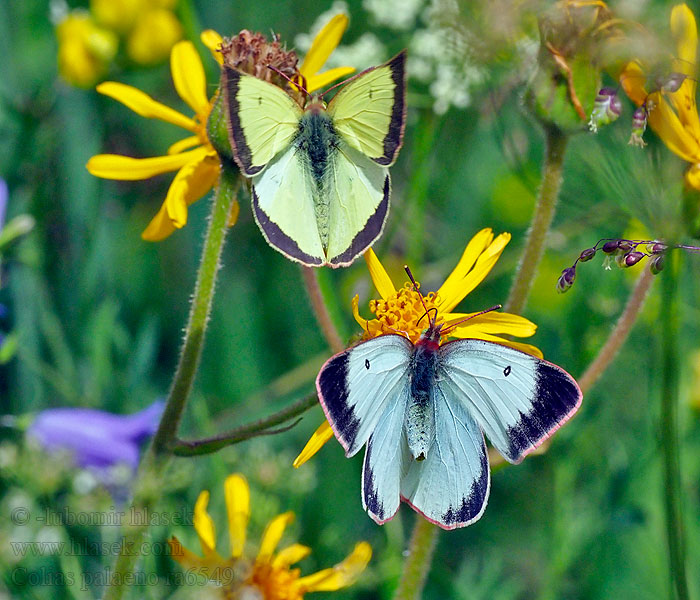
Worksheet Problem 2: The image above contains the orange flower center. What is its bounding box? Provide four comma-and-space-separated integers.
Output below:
243, 562, 303, 600
366, 282, 443, 344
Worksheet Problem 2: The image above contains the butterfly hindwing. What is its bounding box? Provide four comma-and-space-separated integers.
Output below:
328, 51, 407, 166
400, 383, 490, 530
223, 67, 303, 176
317, 334, 412, 457
437, 339, 582, 464
325, 144, 390, 266
362, 398, 410, 524
251, 144, 325, 265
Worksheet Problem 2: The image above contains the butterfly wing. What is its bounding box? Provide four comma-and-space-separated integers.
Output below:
316, 334, 412, 456
316, 334, 413, 525
327, 51, 406, 166
223, 67, 303, 176
400, 383, 490, 530
437, 339, 582, 464
251, 145, 325, 266
324, 144, 390, 266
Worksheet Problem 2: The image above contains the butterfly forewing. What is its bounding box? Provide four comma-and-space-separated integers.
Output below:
437, 339, 582, 463
223, 67, 303, 176
317, 334, 412, 457
328, 51, 407, 166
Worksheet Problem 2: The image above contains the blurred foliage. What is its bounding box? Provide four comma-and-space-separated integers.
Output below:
1, 0, 700, 598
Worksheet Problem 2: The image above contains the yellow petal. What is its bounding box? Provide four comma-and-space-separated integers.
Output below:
297, 541, 372, 592
96, 81, 196, 132
257, 512, 294, 564
293, 421, 334, 468
201, 29, 224, 64
142, 201, 177, 241
458, 333, 543, 358
306, 66, 355, 93
671, 4, 698, 67
194, 490, 217, 556
86, 150, 197, 180
300, 14, 349, 80
446, 311, 537, 338
438, 231, 511, 313
225, 474, 250, 558
228, 200, 240, 227
141, 153, 219, 241
648, 96, 700, 162
272, 543, 312, 568
620, 61, 648, 106
164, 150, 216, 227
363, 248, 396, 299
686, 163, 700, 189
351, 294, 371, 333
171, 41, 209, 116
437, 229, 494, 307
168, 135, 201, 155
168, 536, 208, 569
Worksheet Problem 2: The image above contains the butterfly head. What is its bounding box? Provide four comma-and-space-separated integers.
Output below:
304, 96, 328, 114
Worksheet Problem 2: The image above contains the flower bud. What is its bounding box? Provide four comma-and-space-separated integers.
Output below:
628, 106, 648, 147
589, 87, 622, 132
649, 253, 665, 274
578, 247, 597, 262
602, 240, 619, 253
617, 240, 634, 252
556, 267, 576, 293
656, 72, 686, 93
623, 251, 644, 267
650, 242, 667, 254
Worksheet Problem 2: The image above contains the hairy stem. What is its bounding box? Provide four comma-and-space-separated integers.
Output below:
505, 127, 568, 315
578, 267, 654, 394
171, 393, 318, 456
393, 518, 440, 600
301, 266, 344, 353
660, 251, 689, 600
102, 168, 237, 600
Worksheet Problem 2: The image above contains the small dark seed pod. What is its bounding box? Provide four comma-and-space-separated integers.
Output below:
624, 251, 645, 267
650, 254, 665, 274
578, 248, 597, 262
602, 240, 619, 253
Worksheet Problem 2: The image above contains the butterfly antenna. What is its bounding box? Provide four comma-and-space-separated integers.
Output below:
267, 65, 310, 97
441, 304, 502, 336
320, 64, 375, 99
404, 265, 435, 328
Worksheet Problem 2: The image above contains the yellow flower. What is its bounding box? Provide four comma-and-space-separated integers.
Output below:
294, 228, 543, 467
621, 4, 700, 189
56, 11, 118, 88
86, 18, 353, 241
91, 0, 183, 65
86, 38, 221, 241
169, 474, 371, 599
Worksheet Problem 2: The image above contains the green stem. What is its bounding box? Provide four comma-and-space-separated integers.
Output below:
578, 267, 654, 394
171, 393, 318, 456
101, 168, 237, 600
301, 266, 344, 353
660, 250, 689, 600
505, 126, 568, 315
393, 518, 439, 600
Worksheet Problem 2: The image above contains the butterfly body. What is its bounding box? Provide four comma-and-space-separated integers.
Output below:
317, 324, 582, 529
224, 52, 406, 267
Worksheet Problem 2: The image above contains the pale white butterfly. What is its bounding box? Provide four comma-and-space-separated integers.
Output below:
316, 268, 582, 529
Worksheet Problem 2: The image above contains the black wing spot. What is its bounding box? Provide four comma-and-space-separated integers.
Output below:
257, 96, 262, 105
365, 359, 370, 370
369, 88, 373, 99
504, 365, 511, 377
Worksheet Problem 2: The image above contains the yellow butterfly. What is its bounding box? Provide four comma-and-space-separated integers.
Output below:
223, 51, 407, 267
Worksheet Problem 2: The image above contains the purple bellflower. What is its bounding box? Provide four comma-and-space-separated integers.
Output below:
27, 401, 164, 471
